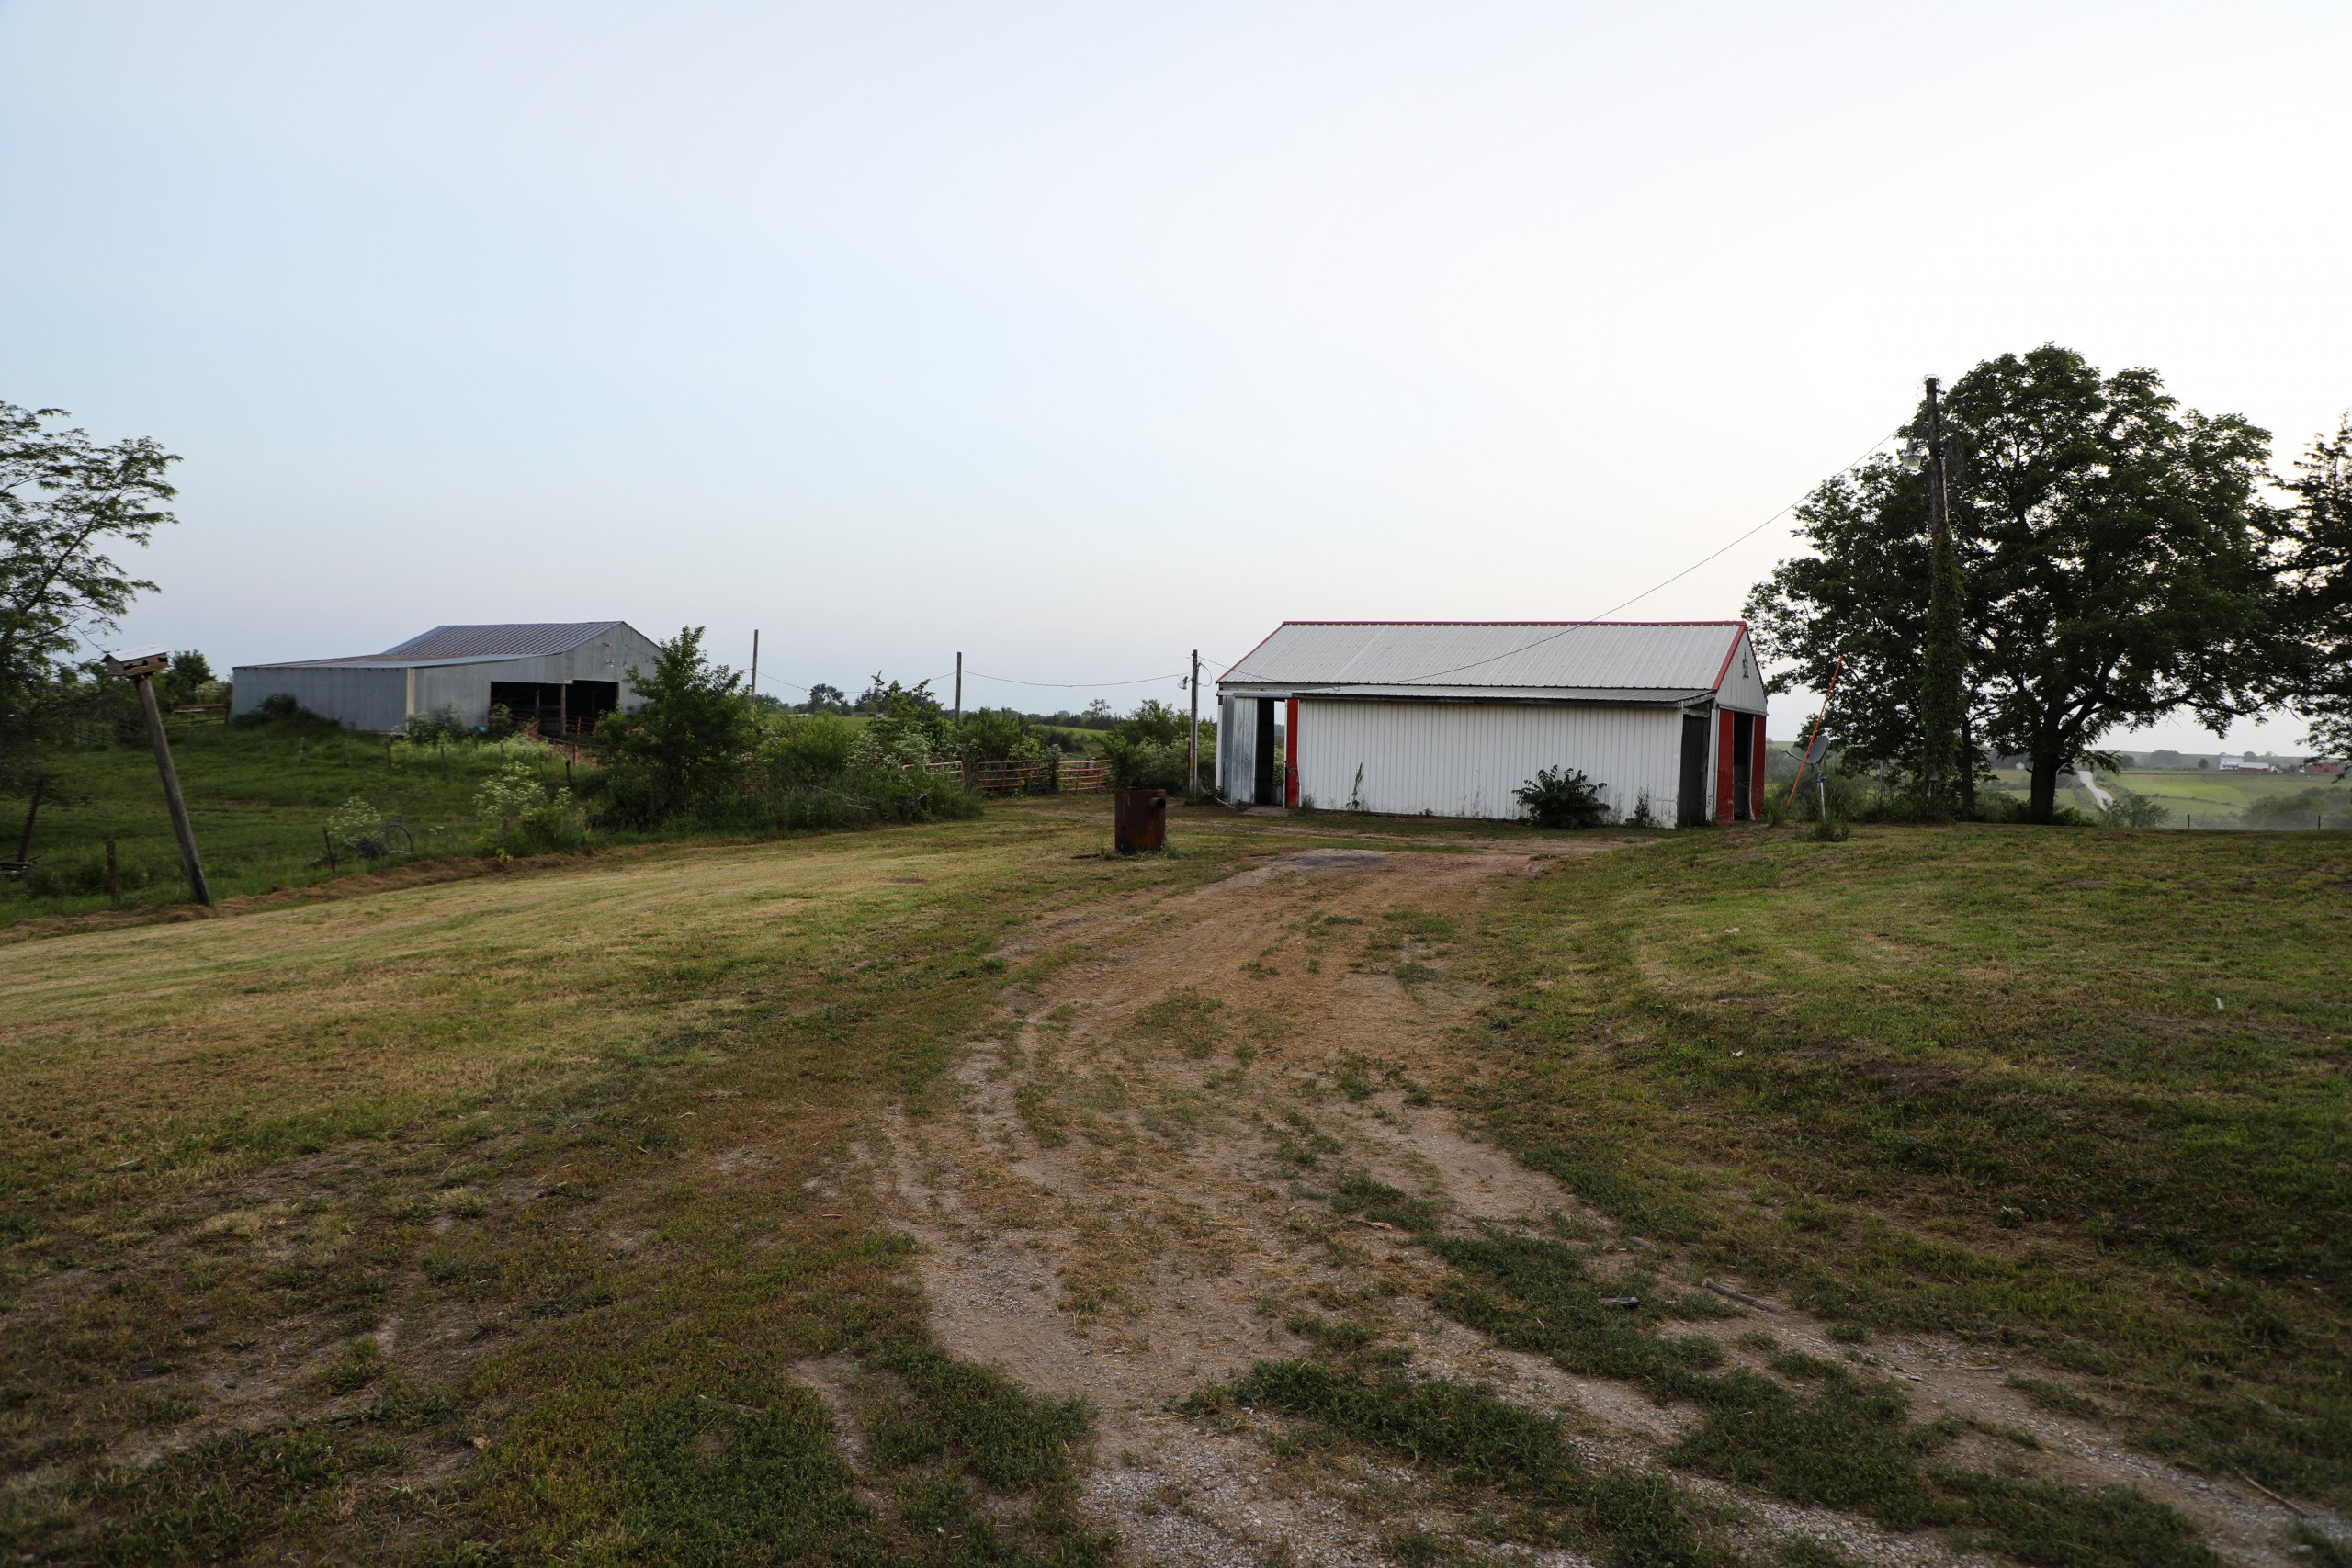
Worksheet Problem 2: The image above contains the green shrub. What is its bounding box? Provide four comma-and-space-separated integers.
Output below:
2100, 787, 2172, 829
757, 715, 861, 788
2244, 785, 2350, 829
401, 705, 466, 744
475, 759, 586, 852
594, 627, 756, 825
1515, 766, 1609, 829
948, 708, 1047, 765
325, 797, 391, 860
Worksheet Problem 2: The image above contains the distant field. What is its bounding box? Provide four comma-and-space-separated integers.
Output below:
1986, 767, 2346, 828
0, 717, 587, 924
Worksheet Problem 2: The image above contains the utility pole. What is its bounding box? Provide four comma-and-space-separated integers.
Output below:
1187, 649, 1201, 797
749, 629, 760, 719
106, 647, 211, 907
954, 652, 963, 725
1917, 375, 1965, 813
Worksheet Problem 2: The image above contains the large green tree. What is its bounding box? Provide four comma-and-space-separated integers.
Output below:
1, 402, 180, 790
1749, 347, 2286, 821
2272, 415, 2352, 761
596, 626, 755, 821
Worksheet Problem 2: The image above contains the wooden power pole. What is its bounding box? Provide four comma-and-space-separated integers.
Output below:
1187, 649, 1201, 797
1917, 376, 1965, 811
107, 648, 211, 907
749, 629, 760, 719
955, 652, 963, 725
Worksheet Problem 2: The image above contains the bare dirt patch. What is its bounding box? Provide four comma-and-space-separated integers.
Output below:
880, 840, 2334, 1565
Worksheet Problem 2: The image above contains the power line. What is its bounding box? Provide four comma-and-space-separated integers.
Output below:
744, 431, 1894, 707
961, 668, 1186, 689
1251, 427, 1905, 689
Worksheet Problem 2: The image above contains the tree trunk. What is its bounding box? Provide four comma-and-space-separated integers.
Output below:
1959, 707, 1978, 819
2029, 755, 2061, 824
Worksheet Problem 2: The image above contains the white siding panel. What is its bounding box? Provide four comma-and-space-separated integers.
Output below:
1295, 700, 1690, 824
1218, 695, 1252, 799
1715, 628, 1769, 716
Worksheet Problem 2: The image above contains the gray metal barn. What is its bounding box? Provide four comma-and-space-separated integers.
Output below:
231, 621, 663, 735
1216, 620, 1770, 827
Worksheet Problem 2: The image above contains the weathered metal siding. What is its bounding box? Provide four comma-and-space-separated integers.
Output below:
1295, 699, 1691, 824
1715, 628, 1769, 715
1217, 694, 1255, 800
407, 631, 660, 728
230, 665, 409, 729
232, 625, 662, 731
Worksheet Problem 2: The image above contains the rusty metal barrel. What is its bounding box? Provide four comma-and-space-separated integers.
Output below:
1114, 787, 1168, 853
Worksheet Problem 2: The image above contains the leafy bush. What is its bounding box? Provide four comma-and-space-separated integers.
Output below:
233, 693, 338, 730
758, 715, 862, 788
844, 677, 950, 773
1101, 733, 1190, 790
1515, 766, 1609, 829
2100, 787, 2172, 829
2245, 785, 2350, 829
948, 707, 1047, 765
594, 626, 756, 825
474, 759, 585, 852
326, 796, 392, 860
482, 702, 515, 740
401, 705, 467, 744
1100, 698, 1196, 790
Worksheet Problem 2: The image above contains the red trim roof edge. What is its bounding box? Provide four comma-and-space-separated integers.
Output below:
1709, 621, 1752, 693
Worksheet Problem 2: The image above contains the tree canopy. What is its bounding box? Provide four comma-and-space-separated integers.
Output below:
2273, 415, 2352, 761
1, 402, 180, 789
596, 626, 755, 820
1748, 347, 2289, 820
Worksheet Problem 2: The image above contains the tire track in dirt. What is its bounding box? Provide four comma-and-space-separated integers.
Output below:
859, 841, 2331, 1567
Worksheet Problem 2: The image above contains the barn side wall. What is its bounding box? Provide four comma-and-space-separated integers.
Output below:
229, 665, 409, 731
1294, 699, 1690, 824
232, 626, 663, 732
1715, 628, 1770, 715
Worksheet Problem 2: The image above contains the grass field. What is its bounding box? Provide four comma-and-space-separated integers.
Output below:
2, 717, 582, 923
1986, 768, 2349, 829
1, 803, 2346, 1563
1466, 825, 2351, 1503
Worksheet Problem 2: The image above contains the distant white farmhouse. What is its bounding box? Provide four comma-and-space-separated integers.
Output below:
1215, 620, 1769, 827
2220, 755, 2278, 773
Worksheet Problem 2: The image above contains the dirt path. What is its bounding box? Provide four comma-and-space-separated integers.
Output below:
855, 841, 2326, 1566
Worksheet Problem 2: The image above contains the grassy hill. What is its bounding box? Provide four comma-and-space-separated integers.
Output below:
1984, 767, 2346, 828
1, 716, 582, 924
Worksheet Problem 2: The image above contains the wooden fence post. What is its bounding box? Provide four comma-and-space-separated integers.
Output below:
105, 839, 119, 907
13, 775, 42, 863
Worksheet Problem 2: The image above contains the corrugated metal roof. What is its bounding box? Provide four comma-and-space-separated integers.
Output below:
1218, 621, 1748, 694
379, 622, 627, 660
251, 622, 628, 669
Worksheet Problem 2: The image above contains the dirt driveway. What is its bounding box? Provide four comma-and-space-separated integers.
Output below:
825, 836, 2318, 1566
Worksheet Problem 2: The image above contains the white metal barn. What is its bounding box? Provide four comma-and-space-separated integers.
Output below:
1215, 621, 1770, 827
232, 622, 662, 736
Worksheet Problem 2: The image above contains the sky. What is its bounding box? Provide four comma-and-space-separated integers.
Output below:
4, 1, 2347, 752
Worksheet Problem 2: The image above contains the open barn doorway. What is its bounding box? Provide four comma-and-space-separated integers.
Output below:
1678, 711, 1710, 826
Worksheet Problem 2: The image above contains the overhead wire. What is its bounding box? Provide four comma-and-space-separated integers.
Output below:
1256, 426, 1906, 690
741, 431, 1899, 704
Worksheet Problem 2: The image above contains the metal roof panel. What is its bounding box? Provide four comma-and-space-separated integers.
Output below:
1217, 621, 1747, 693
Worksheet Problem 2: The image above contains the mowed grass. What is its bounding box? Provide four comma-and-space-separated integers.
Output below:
0, 800, 1286, 1562
2, 717, 574, 922
1464, 824, 2352, 1505
1984, 767, 2347, 828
